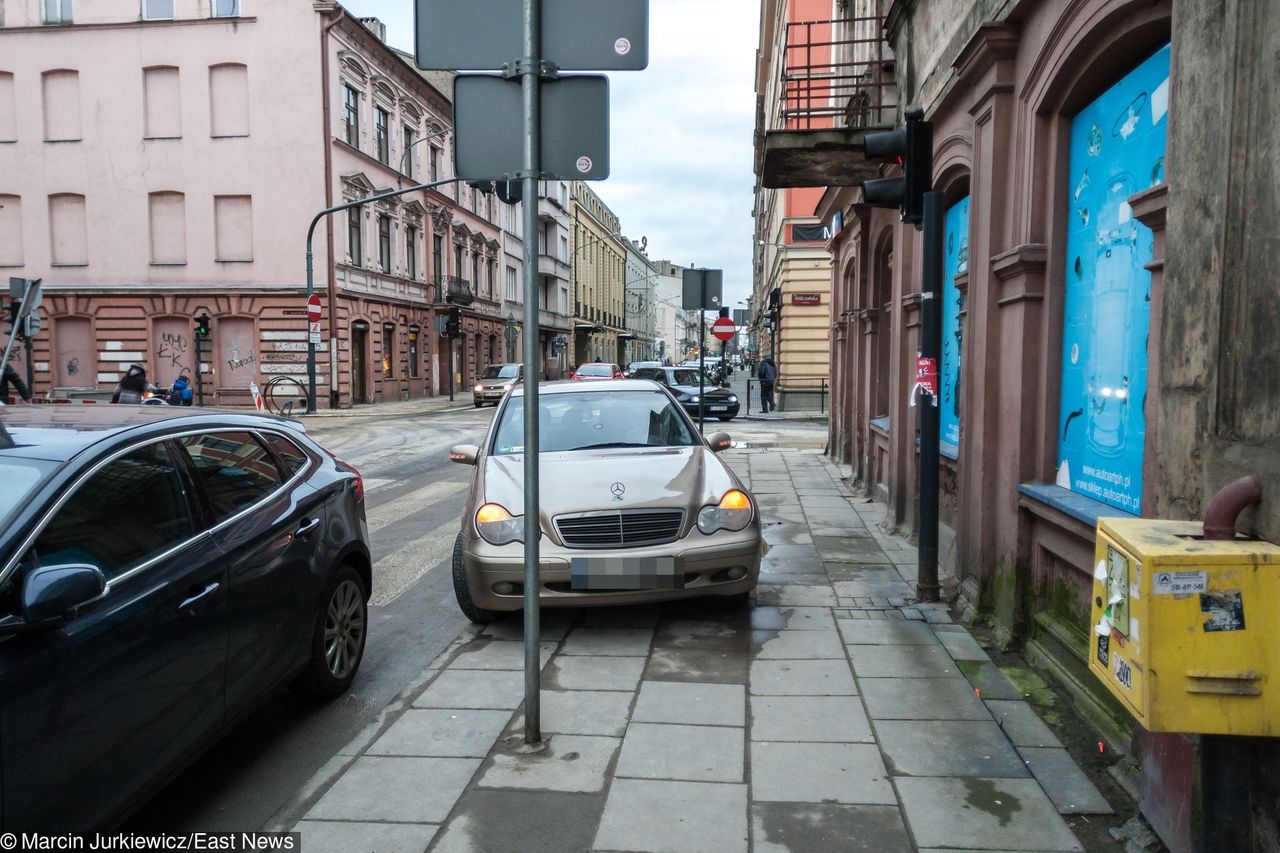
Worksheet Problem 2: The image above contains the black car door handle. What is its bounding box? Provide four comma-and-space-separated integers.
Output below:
295, 517, 321, 539
178, 582, 221, 612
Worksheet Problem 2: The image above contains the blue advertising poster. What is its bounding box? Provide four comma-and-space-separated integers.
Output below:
940, 196, 969, 457
1056, 45, 1170, 514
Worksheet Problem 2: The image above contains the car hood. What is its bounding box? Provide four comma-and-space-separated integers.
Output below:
480, 446, 741, 535
668, 383, 735, 398
477, 378, 515, 390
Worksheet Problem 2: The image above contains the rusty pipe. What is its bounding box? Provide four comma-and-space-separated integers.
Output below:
1203, 475, 1262, 541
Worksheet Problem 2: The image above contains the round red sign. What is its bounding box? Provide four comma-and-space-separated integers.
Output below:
711, 317, 737, 342
306, 293, 322, 323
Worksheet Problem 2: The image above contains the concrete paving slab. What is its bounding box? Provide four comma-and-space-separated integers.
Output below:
832, 580, 917, 598
633, 681, 746, 727
593, 778, 748, 853
477, 734, 620, 793
860, 678, 991, 721
896, 777, 1084, 851
751, 628, 846, 659
955, 660, 1025, 700
430, 789, 604, 853
366, 708, 511, 758
760, 557, 827, 574
755, 584, 837, 607
414, 669, 525, 710
295, 820, 438, 853
509, 689, 635, 737
615, 722, 744, 783
837, 618, 940, 645
750, 742, 896, 805
758, 571, 830, 585
645, 647, 749, 684
652, 618, 750, 650
750, 695, 874, 743
822, 563, 903, 581
847, 644, 962, 678
544, 655, 646, 692
558, 626, 655, 657
749, 605, 836, 631
984, 700, 1062, 748
449, 640, 557, 671
934, 629, 991, 661
874, 720, 1031, 778
751, 803, 912, 853
464, 612, 575, 643
750, 659, 858, 696
760, 543, 822, 563
305, 756, 480, 823
1018, 747, 1115, 814
578, 604, 662, 627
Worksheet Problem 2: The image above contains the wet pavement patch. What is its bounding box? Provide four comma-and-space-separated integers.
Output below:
751, 803, 912, 853
644, 646, 750, 684
431, 788, 605, 853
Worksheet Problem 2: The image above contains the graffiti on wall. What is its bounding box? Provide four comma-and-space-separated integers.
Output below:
940, 196, 969, 455
1056, 44, 1170, 514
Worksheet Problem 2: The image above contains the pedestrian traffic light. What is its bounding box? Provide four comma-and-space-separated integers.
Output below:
446, 305, 461, 338
862, 106, 933, 226
194, 313, 211, 338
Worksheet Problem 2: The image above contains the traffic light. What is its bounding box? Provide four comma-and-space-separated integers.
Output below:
194, 313, 211, 338
446, 306, 461, 338
861, 106, 933, 226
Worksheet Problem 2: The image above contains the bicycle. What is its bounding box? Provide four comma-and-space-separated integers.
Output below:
263, 375, 308, 416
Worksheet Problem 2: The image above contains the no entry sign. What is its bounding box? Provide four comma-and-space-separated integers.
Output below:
306, 293, 322, 323
712, 317, 737, 342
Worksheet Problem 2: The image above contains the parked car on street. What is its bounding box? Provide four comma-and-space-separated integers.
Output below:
474, 363, 523, 407
571, 362, 624, 381
624, 361, 662, 377
631, 366, 740, 421
447, 380, 761, 622
0, 406, 371, 832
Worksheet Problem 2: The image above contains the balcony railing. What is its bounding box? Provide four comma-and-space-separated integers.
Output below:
432, 275, 474, 306
780, 15, 895, 131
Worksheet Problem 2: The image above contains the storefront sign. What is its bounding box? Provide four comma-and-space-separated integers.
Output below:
791, 293, 821, 305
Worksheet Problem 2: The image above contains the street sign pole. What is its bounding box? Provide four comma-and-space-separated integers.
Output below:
698, 271, 706, 434
520, 0, 544, 745
917, 191, 944, 603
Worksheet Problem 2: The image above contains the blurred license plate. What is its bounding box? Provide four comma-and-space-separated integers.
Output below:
571, 556, 681, 590
709, 405, 727, 412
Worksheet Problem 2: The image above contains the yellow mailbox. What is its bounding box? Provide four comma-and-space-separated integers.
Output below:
1089, 517, 1280, 735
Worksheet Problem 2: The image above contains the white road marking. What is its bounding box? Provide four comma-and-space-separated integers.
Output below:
370, 522, 460, 607
365, 480, 470, 534
362, 478, 394, 492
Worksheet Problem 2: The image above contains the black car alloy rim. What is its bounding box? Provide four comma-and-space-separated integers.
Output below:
324, 579, 366, 679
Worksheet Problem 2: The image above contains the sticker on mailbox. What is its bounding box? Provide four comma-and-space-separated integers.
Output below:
1153, 570, 1206, 596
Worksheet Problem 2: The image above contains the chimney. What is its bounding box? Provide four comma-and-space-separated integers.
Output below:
359, 16, 386, 42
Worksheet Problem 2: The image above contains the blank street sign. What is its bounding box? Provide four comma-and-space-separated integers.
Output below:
416, 0, 648, 71
454, 75, 609, 181
682, 268, 723, 311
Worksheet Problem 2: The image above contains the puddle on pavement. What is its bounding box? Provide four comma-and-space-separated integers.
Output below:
962, 778, 1021, 826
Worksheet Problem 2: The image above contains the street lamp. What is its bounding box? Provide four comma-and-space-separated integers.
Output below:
399, 126, 451, 183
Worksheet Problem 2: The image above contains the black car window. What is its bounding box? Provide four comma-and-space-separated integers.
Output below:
633, 369, 659, 381
179, 432, 284, 524
23, 442, 196, 582
263, 432, 309, 477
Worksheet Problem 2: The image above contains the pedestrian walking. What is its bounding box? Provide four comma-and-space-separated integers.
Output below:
2, 363, 32, 403
757, 355, 778, 414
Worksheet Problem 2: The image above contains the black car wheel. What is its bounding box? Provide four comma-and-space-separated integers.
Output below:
718, 416, 734, 422
474, 400, 483, 408
293, 564, 368, 698
453, 531, 497, 624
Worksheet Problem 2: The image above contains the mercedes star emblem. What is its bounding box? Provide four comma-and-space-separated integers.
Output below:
611, 482, 626, 500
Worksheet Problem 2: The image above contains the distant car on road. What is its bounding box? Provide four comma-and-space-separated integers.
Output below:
474, 363, 523, 407
571, 362, 624, 381
447, 380, 761, 622
625, 361, 662, 377
0, 406, 371, 832
631, 366, 740, 421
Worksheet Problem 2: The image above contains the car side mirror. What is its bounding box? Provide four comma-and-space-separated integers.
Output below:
22, 563, 106, 625
707, 432, 733, 453
449, 444, 480, 465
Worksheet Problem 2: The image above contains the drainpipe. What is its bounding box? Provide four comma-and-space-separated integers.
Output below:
1202, 475, 1262, 540
321, 5, 346, 407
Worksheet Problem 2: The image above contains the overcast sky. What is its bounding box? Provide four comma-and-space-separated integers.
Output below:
340, 0, 759, 310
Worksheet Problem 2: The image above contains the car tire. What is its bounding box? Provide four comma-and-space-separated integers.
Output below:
718, 416, 733, 422
718, 591, 753, 609
453, 531, 498, 624
292, 564, 368, 698
474, 400, 483, 408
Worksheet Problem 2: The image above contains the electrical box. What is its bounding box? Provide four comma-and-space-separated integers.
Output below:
1089, 518, 1280, 735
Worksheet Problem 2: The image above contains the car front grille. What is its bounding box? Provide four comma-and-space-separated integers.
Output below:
554, 509, 685, 549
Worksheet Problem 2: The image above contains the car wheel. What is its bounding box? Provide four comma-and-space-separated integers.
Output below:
453, 531, 497, 624
718, 416, 733, 422
474, 400, 483, 408
292, 564, 368, 698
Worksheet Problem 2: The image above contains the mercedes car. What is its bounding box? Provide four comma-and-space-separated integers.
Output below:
447, 380, 761, 621
474, 363, 523, 407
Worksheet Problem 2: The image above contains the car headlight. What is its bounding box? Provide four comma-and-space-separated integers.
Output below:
727, 395, 737, 403
475, 502, 524, 545
474, 384, 485, 393
685, 395, 700, 404
697, 489, 753, 534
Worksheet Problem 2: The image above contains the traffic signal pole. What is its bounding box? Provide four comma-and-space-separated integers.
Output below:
916, 191, 944, 603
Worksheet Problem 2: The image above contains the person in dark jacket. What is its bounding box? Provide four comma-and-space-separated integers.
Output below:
2, 363, 32, 403
112, 364, 149, 404
757, 355, 778, 413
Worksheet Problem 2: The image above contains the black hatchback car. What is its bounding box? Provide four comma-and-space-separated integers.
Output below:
630, 366, 740, 421
0, 406, 371, 832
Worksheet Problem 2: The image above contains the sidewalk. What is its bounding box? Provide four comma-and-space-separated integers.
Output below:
279, 447, 1112, 852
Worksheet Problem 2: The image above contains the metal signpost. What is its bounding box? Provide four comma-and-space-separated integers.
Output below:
681, 268, 722, 433
419, 0, 646, 744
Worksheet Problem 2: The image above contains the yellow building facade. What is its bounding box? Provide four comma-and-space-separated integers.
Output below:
569, 182, 626, 367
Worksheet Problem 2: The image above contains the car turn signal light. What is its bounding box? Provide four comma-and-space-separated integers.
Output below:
697, 489, 753, 535
475, 502, 524, 545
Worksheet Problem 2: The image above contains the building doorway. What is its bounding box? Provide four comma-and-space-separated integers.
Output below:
351, 321, 369, 404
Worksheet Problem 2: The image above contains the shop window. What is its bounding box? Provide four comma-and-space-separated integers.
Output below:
407, 326, 419, 378
1056, 44, 1170, 514
939, 196, 969, 458
381, 322, 395, 378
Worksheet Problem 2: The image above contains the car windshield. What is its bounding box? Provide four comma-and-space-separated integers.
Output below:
0, 458, 60, 530
576, 364, 613, 377
492, 390, 699, 454
481, 365, 520, 379
669, 369, 706, 386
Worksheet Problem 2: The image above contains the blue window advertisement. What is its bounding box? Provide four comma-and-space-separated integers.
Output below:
940, 196, 969, 457
1056, 45, 1170, 514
